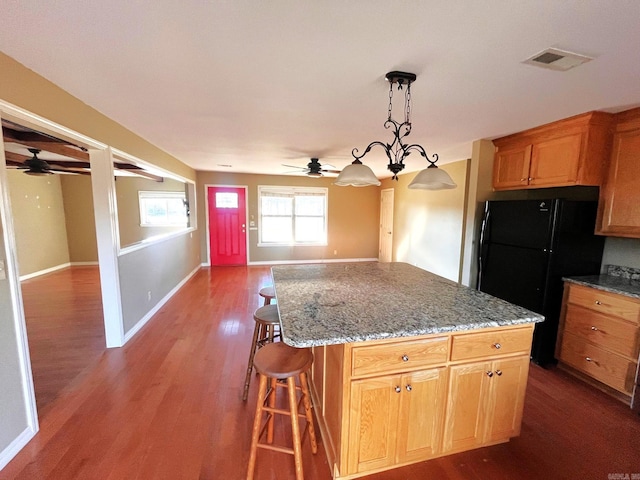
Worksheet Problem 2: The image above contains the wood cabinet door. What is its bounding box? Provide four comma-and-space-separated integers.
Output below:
396, 367, 447, 464
484, 355, 530, 443
442, 361, 491, 453
529, 133, 582, 187
493, 145, 532, 190
597, 126, 640, 236
347, 375, 401, 474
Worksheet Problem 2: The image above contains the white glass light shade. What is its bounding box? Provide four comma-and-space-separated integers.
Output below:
334, 162, 381, 187
408, 165, 456, 190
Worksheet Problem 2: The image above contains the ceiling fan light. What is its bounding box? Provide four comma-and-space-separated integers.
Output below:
408, 165, 456, 190
334, 162, 381, 187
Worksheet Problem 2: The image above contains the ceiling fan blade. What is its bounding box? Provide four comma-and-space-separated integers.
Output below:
321, 169, 342, 174
281, 164, 308, 170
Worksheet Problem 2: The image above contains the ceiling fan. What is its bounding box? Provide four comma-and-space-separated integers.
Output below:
282, 158, 341, 177
15, 148, 88, 176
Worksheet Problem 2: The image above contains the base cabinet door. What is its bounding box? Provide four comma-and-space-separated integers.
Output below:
442, 361, 491, 453
396, 367, 448, 464
347, 367, 448, 475
442, 355, 530, 453
347, 375, 401, 474
484, 355, 530, 443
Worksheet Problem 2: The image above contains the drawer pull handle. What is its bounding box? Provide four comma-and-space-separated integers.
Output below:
493, 343, 502, 349
591, 326, 599, 331
395, 386, 401, 393
486, 371, 494, 377
595, 300, 602, 305
495, 370, 503, 376
406, 384, 413, 392
401, 355, 409, 362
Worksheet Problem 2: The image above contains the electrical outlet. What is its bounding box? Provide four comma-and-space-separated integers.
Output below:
147, 291, 152, 302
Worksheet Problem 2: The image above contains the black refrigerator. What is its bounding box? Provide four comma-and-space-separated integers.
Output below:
477, 199, 605, 366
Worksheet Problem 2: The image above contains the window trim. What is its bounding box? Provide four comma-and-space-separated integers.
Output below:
138, 190, 189, 227
257, 185, 328, 246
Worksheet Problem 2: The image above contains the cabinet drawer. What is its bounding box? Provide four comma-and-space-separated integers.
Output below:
560, 332, 636, 394
568, 284, 640, 324
450, 327, 532, 362
564, 304, 640, 359
351, 337, 448, 377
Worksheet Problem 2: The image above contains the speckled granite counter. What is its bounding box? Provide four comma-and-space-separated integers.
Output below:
563, 276, 640, 299
272, 262, 544, 347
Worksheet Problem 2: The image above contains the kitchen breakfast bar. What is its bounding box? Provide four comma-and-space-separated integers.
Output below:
272, 262, 544, 480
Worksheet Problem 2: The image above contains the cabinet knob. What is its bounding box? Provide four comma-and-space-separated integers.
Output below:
401, 355, 409, 362
595, 300, 602, 305
528, 177, 533, 181
492, 342, 502, 349
405, 384, 413, 392
591, 326, 599, 331
495, 370, 503, 376
394, 386, 401, 393
520, 178, 527, 182
585, 357, 593, 362
486, 371, 494, 377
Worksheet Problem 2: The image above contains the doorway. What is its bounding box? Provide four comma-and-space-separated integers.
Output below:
207, 186, 248, 265
379, 188, 394, 262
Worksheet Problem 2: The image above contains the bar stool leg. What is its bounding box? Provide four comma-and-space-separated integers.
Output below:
299, 372, 318, 454
287, 376, 304, 480
266, 377, 277, 444
247, 374, 268, 480
242, 322, 261, 401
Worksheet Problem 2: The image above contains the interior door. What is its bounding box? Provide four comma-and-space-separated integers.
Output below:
208, 186, 247, 265
379, 189, 394, 262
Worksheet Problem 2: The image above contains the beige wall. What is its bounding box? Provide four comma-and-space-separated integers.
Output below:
381, 161, 469, 282
60, 175, 98, 263
115, 176, 187, 247
196, 172, 379, 263
6, 170, 70, 276
0, 53, 193, 181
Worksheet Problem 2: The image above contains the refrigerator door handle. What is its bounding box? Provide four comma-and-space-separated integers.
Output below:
477, 202, 491, 289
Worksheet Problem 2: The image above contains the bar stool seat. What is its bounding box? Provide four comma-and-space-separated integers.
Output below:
246, 342, 317, 480
259, 286, 276, 305
242, 304, 281, 401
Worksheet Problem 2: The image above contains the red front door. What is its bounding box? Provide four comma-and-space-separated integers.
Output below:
208, 186, 247, 265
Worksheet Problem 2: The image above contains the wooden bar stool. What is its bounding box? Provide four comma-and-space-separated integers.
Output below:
242, 304, 280, 401
246, 342, 317, 480
259, 286, 276, 305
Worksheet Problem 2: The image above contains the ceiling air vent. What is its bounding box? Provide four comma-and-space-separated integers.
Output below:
523, 48, 594, 71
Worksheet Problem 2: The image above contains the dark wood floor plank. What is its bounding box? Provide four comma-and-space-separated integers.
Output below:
2, 265, 639, 480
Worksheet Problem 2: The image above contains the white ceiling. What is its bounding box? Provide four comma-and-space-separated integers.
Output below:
1, 1, 639, 179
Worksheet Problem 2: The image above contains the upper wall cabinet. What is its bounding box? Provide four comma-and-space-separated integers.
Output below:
492, 112, 614, 191
596, 108, 640, 238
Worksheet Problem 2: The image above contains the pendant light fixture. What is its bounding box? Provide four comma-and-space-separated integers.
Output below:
335, 71, 456, 190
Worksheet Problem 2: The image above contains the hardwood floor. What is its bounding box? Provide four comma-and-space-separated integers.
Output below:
20, 266, 105, 416
2, 265, 639, 480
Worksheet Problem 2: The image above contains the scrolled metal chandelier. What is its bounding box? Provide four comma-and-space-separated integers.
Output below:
334, 71, 456, 190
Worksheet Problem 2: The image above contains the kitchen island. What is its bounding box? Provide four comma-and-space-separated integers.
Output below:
272, 262, 544, 480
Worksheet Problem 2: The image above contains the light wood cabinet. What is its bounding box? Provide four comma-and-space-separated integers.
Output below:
557, 283, 640, 406
443, 355, 529, 453
347, 367, 447, 474
596, 107, 640, 237
309, 324, 535, 479
492, 111, 613, 191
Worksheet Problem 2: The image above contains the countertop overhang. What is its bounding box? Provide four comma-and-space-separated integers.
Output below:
272, 262, 544, 348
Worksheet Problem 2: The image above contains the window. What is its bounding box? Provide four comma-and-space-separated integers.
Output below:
138, 191, 189, 227
259, 186, 328, 245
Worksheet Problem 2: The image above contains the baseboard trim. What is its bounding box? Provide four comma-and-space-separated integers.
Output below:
123, 265, 202, 345
19, 262, 71, 281
70, 261, 99, 266
0, 426, 36, 471
248, 258, 378, 266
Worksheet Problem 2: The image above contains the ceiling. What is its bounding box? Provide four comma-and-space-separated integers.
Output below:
1, 1, 639, 179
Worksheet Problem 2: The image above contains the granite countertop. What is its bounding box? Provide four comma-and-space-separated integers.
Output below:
272, 262, 544, 348
563, 275, 640, 299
